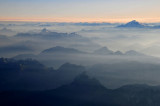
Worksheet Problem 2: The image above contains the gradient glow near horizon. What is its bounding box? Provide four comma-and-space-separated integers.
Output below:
0, 0, 160, 23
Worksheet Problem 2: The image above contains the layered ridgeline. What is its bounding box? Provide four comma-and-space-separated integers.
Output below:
12, 46, 152, 68
15, 28, 81, 39
0, 29, 100, 57
1, 72, 160, 106
2, 57, 160, 90
0, 58, 85, 91
93, 47, 144, 56
14, 46, 145, 58
13, 46, 146, 59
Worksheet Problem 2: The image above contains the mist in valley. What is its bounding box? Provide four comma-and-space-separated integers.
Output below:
1, 21, 160, 105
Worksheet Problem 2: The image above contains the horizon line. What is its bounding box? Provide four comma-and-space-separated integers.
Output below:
1, 18, 160, 23
1, 20, 160, 23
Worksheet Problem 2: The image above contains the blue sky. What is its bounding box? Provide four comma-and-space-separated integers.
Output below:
0, 0, 160, 22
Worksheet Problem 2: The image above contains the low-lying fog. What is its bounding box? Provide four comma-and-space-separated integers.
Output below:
1, 21, 160, 88
1, 21, 160, 57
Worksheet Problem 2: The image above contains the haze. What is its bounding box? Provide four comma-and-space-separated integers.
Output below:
0, 0, 160, 22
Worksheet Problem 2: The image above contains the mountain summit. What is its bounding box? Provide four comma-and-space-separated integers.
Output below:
117, 20, 145, 28
94, 47, 114, 55
41, 46, 85, 54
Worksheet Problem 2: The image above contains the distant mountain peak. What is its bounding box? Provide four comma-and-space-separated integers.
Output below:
127, 20, 142, 25
41, 46, 85, 54
131, 20, 138, 23
94, 47, 114, 55
117, 20, 145, 28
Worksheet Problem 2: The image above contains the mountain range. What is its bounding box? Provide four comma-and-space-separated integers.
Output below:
13, 46, 145, 58
93, 46, 144, 56
15, 29, 82, 39
1, 72, 160, 106
0, 58, 85, 91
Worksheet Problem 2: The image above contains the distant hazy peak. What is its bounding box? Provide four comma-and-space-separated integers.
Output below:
126, 20, 142, 25
117, 20, 145, 28
41, 46, 84, 54
94, 46, 114, 55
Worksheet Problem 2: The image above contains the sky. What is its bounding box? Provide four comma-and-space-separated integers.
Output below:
0, 0, 160, 23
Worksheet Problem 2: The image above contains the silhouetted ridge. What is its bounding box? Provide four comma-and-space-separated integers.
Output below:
54, 73, 109, 102
0, 58, 44, 71
0, 58, 88, 91
53, 73, 109, 94
2, 71, 160, 106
